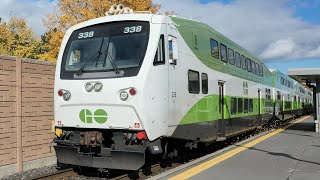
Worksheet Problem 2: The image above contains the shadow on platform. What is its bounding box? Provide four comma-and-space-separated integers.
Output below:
236, 145, 320, 166
285, 121, 314, 132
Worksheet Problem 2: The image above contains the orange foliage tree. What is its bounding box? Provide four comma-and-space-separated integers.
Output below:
0, 16, 40, 59
40, 0, 160, 62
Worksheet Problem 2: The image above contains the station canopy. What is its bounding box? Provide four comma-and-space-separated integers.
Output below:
287, 68, 320, 86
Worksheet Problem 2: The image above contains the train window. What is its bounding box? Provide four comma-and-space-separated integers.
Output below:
259, 65, 264, 77
235, 52, 241, 68
256, 63, 260, 75
231, 97, 237, 115
241, 55, 246, 70
244, 99, 249, 113
201, 73, 208, 94
285, 101, 291, 109
280, 77, 285, 85
265, 88, 271, 99
277, 91, 281, 100
265, 88, 267, 99
229, 48, 235, 65
220, 44, 228, 63
238, 98, 243, 113
188, 70, 200, 94
251, 61, 256, 74
268, 89, 271, 99
153, 35, 165, 65
249, 99, 253, 112
246, 58, 251, 72
210, 39, 219, 59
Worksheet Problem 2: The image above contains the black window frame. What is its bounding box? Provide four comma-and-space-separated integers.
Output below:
241, 55, 246, 70
246, 58, 251, 72
235, 52, 241, 68
153, 34, 166, 66
238, 98, 243, 113
244, 98, 249, 113
201, 73, 208, 94
255, 63, 260, 75
188, 70, 200, 94
231, 97, 237, 115
220, 44, 228, 63
277, 91, 281, 100
210, 38, 219, 59
252, 61, 256, 74
249, 99, 253, 112
228, 48, 235, 65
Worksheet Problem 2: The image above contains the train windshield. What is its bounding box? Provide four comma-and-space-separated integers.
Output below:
61, 21, 149, 79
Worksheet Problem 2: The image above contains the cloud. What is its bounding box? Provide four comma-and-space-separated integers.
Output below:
260, 38, 296, 59
155, 0, 320, 61
0, 0, 56, 36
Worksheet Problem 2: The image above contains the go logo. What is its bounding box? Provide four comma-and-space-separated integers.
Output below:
79, 109, 108, 124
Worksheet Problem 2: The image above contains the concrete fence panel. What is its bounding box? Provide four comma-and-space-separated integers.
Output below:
0, 55, 56, 177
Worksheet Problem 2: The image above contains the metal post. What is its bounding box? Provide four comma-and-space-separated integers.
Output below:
313, 87, 317, 120
316, 81, 320, 133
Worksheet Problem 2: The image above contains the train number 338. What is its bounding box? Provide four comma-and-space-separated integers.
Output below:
124, 26, 142, 34
78, 31, 94, 39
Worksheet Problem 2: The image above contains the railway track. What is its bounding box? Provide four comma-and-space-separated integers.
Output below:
32, 168, 78, 180
33, 116, 303, 180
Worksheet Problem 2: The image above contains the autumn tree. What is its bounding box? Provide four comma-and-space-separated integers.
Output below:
41, 0, 160, 62
0, 16, 40, 59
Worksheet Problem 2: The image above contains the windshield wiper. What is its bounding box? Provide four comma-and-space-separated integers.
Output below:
75, 38, 105, 76
103, 37, 120, 75
105, 50, 120, 75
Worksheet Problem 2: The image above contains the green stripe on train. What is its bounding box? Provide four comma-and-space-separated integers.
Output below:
170, 17, 273, 87
179, 94, 272, 125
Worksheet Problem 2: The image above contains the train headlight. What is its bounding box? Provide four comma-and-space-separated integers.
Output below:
85, 83, 94, 92
94, 82, 103, 92
63, 90, 71, 101
120, 91, 129, 101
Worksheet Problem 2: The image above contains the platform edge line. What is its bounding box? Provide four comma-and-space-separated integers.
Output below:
167, 116, 310, 180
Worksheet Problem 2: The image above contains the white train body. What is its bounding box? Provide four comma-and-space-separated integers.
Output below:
54, 13, 312, 170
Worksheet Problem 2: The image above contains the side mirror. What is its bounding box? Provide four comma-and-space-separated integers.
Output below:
168, 37, 178, 65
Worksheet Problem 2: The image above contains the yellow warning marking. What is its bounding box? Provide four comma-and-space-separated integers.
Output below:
51, 120, 55, 133
169, 116, 310, 180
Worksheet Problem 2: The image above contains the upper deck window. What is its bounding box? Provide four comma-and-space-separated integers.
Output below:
251, 61, 256, 74
229, 48, 235, 65
241, 55, 246, 70
220, 44, 228, 63
235, 52, 241, 68
246, 58, 251, 72
210, 39, 219, 59
61, 21, 150, 79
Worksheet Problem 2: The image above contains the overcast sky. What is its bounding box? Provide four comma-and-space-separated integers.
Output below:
0, 0, 319, 73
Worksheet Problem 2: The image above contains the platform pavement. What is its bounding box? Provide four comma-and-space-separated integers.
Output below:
152, 116, 320, 180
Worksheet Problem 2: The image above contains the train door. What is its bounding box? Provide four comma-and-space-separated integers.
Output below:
217, 81, 226, 141
167, 21, 180, 130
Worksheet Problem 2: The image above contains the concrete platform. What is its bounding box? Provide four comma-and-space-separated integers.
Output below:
152, 116, 320, 180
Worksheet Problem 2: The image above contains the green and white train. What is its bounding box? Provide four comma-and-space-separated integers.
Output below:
54, 13, 313, 171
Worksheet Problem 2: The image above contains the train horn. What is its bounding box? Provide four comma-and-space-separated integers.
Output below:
109, 4, 118, 12
105, 4, 133, 16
